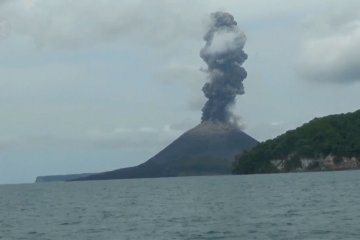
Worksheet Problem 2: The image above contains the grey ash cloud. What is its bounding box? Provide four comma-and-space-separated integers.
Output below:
200, 11, 248, 124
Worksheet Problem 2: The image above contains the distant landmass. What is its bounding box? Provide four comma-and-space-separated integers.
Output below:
73, 121, 258, 181
233, 110, 360, 174
35, 173, 94, 183
35, 12, 259, 183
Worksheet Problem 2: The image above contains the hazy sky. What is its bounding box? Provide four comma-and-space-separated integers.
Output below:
1, 0, 360, 184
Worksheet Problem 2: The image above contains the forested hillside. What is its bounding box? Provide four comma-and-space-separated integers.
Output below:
233, 110, 360, 174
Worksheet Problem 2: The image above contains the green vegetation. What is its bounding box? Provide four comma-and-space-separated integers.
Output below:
233, 110, 360, 174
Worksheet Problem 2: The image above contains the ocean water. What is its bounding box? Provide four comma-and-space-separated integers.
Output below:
1, 171, 360, 240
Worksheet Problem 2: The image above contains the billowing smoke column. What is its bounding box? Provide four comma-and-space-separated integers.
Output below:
200, 12, 248, 125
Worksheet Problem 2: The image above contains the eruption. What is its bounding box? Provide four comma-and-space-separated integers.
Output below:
65, 11, 258, 182
200, 12, 248, 125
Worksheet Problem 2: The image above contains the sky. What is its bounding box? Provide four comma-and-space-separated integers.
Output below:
1, 0, 360, 184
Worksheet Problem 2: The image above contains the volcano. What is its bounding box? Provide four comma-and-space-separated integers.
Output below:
76, 121, 258, 181
35, 12, 258, 183
74, 12, 257, 181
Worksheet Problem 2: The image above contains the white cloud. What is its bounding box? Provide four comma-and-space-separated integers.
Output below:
270, 121, 284, 127
0, 124, 184, 154
299, 12, 360, 83
138, 127, 157, 133
86, 125, 183, 150
206, 29, 246, 55
154, 63, 203, 84
0, 17, 10, 40
0, 0, 206, 49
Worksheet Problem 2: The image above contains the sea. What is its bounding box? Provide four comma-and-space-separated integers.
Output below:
1, 171, 360, 240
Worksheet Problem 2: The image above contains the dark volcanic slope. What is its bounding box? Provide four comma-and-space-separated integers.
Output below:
77, 121, 258, 181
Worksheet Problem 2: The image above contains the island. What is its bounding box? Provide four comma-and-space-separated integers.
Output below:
233, 109, 360, 174
35, 173, 95, 183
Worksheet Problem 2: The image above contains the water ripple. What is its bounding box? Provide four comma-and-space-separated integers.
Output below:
1, 171, 360, 239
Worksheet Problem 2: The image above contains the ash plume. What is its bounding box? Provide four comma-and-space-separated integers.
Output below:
200, 12, 248, 125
